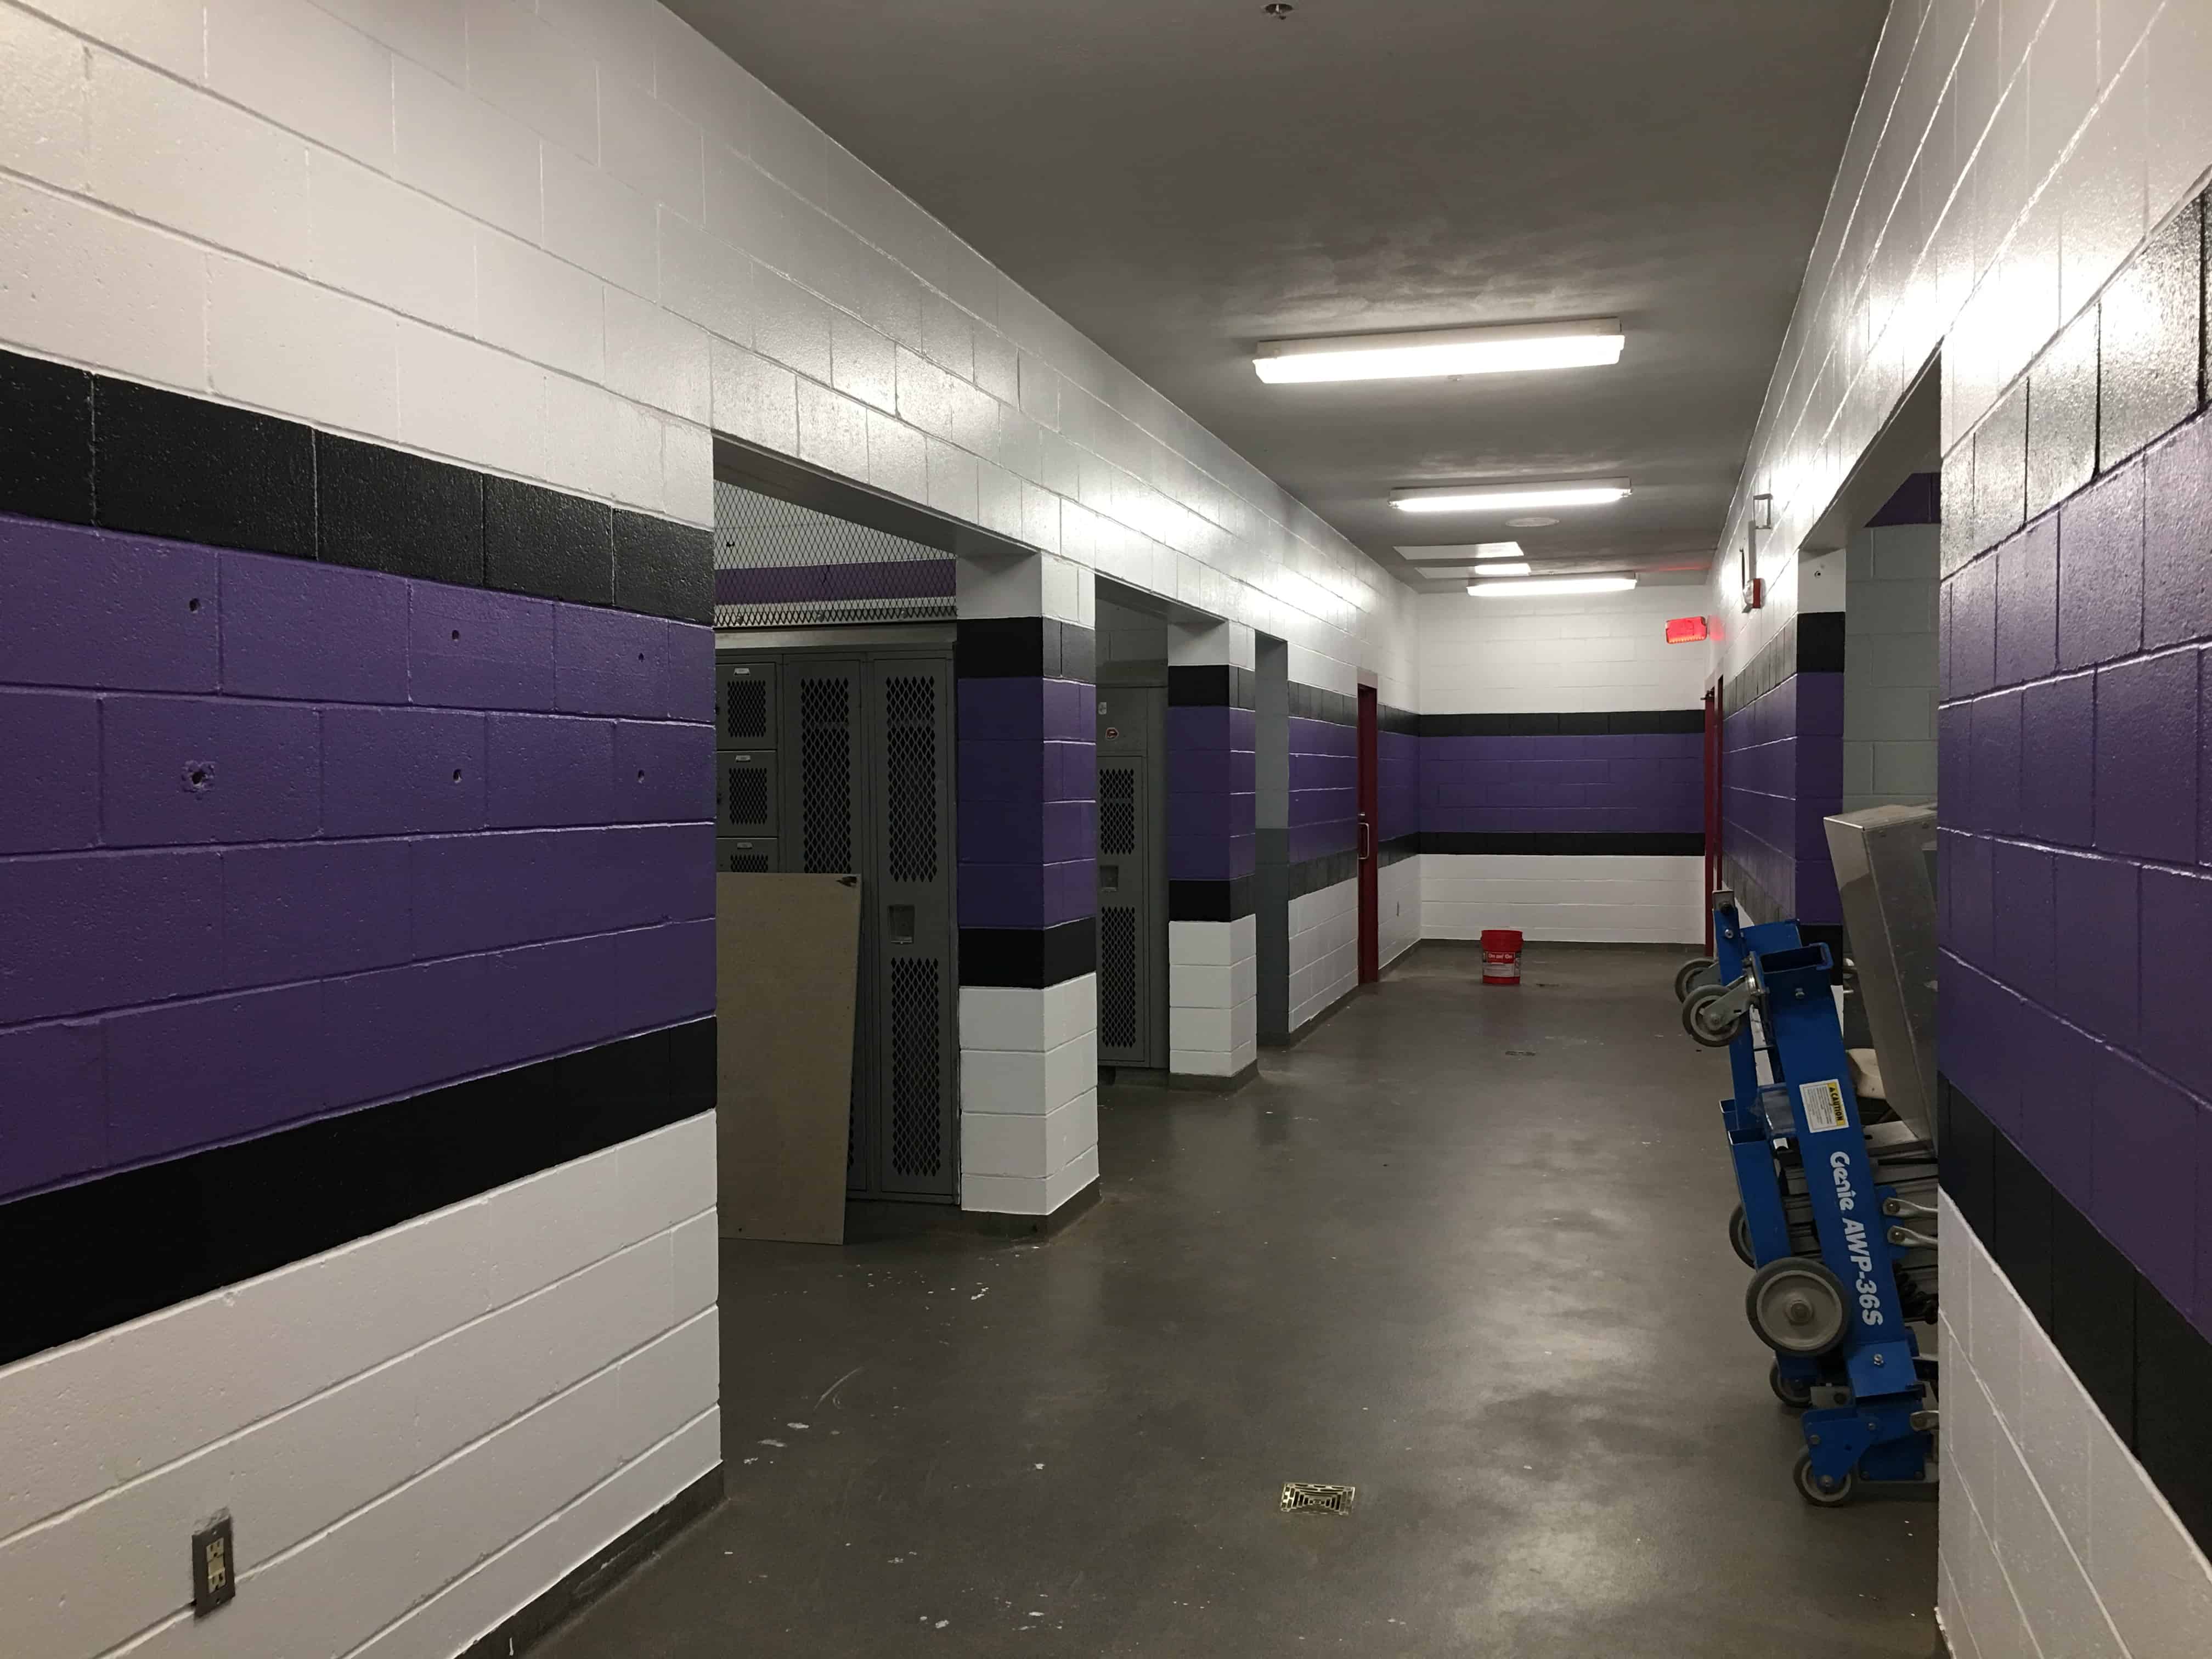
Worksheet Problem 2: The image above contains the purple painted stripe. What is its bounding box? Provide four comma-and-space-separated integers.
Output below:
957, 859, 1097, 928
715, 559, 956, 604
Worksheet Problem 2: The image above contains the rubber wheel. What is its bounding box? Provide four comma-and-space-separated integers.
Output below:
1793, 1449, 1855, 1506
1674, 956, 1720, 1002
1682, 983, 1743, 1047
1729, 1203, 1757, 1267
1769, 1361, 1813, 1410
1745, 1257, 1850, 1356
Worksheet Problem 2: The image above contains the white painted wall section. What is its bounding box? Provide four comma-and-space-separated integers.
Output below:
957, 974, 1099, 1215
1288, 876, 1357, 1034
1936, 1194, 2212, 1659
1422, 854, 1704, 944
1169, 916, 1257, 1078
0, 1113, 720, 1659
1378, 854, 1420, 972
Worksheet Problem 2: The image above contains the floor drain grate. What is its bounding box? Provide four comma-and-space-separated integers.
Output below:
1280, 1482, 1356, 1515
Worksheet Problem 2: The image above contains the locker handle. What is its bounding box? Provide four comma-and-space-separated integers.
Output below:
888, 903, 916, 944
1101, 864, 1120, 891
1358, 817, 1373, 860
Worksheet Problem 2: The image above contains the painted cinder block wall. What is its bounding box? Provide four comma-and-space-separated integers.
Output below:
0, 349, 722, 1655
1701, 0, 2212, 1649
1718, 613, 1846, 929
1415, 583, 1709, 944
0, 0, 1420, 1647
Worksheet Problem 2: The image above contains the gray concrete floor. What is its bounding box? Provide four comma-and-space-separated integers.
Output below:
539, 944, 1937, 1658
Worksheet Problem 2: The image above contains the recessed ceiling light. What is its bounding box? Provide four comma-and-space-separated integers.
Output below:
1506, 515, 1559, 528
1393, 541, 1525, 561
1469, 575, 1638, 597
1394, 481, 1629, 514
1254, 320, 1623, 385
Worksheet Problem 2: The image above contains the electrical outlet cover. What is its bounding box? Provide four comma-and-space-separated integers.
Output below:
192, 1512, 236, 1617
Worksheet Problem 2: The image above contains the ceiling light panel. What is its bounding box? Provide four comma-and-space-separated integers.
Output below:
1254, 319, 1622, 384
1468, 576, 1638, 597
1393, 481, 1630, 514
1393, 542, 1524, 561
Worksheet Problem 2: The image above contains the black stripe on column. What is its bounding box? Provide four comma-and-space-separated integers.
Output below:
1287, 681, 1357, 724
0, 1019, 715, 1369
1169, 877, 1256, 921
0, 346, 710, 624
955, 618, 1097, 680
1288, 850, 1358, 900
958, 918, 1098, 986
1167, 664, 1256, 709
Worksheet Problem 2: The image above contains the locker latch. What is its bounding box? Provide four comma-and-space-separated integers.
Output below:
888, 904, 916, 944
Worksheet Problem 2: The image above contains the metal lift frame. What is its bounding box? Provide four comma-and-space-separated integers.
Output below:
1707, 891, 1934, 1500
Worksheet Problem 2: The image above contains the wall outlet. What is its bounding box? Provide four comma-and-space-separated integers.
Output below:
191, 1511, 235, 1617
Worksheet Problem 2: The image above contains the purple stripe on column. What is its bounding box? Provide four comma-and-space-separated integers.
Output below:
715, 559, 956, 603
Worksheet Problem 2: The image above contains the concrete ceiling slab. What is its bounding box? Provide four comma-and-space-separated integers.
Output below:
673, 0, 1886, 591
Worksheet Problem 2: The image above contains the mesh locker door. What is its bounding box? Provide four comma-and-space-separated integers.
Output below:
715, 837, 777, 873
781, 662, 872, 1193
867, 659, 957, 1200
716, 753, 776, 837
718, 661, 777, 747
1096, 761, 1148, 1064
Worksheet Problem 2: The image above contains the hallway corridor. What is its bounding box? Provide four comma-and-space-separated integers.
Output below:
539, 947, 1936, 1658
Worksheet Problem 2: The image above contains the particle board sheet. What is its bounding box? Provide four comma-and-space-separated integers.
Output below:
715, 872, 860, 1244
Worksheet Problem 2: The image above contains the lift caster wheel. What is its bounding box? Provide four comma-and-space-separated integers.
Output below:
1728, 1203, 1756, 1267
1682, 983, 1744, 1047
1674, 956, 1720, 1002
1746, 1257, 1849, 1356
1769, 1361, 1812, 1410
1793, 1450, 1855, 1506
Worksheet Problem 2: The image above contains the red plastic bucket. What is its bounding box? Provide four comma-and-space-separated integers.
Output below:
1480, 928, 1523, 986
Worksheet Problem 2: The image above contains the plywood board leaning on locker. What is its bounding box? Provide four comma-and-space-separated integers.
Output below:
715, 872, 861, 1244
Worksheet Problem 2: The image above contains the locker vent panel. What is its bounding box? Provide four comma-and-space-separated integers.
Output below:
725, 765, 769, 827
724, 679, 769, 743
721, 849, 772, 873
798, 678, 854, 873
1100, 766, 1137, 856
884, 675, 939, 883
1099, 906, 1139, 1051
888, 958, 943, 1177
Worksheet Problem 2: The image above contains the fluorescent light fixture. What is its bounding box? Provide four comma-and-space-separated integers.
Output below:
1469, 576, 1638, 597
1469, 562, 1532, 577
1395, 481, 1629, 514
1254, 319, 1622, 384
1393, 541, 1524, 561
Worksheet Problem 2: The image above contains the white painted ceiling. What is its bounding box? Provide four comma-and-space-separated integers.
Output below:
673, 0, 1886, 591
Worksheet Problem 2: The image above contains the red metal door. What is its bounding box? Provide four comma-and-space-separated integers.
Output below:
1357, 684, 1379, 982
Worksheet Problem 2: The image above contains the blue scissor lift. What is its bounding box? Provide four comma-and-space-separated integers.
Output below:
1683, 890, 1937, 1504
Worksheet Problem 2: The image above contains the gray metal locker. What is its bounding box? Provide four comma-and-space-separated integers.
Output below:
1097, 685, 1167, 1070
867, 661, 957, 1198
713, 647, 959, 1204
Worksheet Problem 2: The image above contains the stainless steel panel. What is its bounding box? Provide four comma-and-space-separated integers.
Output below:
1824, 804, 1939, 1149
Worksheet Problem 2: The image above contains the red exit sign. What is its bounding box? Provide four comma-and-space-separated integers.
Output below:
1664, 616, 1708, 644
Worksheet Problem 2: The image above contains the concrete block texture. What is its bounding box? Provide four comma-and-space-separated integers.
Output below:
0, 1114, 719, 1657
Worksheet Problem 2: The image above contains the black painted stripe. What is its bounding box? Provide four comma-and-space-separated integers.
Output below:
0, 346, 710, 624
1286, 680, 1356, 725
1418, 709, 1704, 737
1420, 831, 1705, 856
1377, 703, 1419, 736
1942, 1078, 2212, 1552
1169, 877, 1256, 921
1168, 665, 1255, 710
0, 1020, 715, 1369
954, 617, 1097, 681
1288, 849, 1358, 900
1722, 613, 1848, 714
958, 917, 1098, 986
1378, 832, 1419, 866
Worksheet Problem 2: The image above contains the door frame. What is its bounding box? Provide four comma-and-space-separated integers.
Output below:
1357, 684, 1379, 983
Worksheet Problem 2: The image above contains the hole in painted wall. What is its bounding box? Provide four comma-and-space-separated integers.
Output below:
450, 629, 460, 641
188, 597, 200, 612
452, 769, 463, 782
